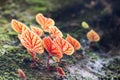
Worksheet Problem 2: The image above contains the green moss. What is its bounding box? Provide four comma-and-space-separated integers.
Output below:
107, 58, 120, 74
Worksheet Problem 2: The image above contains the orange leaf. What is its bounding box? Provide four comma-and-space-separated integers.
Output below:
19, 29, 44, 54
50, 26, 63, 38
36, 13, 55, 32
87, 29, 100, 42
30, 25, 43, 37
43, 36, 63, 59
54, 37, 74, 55
66, 34, 81, 50
57, 67, 65, 76
11, 19, 29, 34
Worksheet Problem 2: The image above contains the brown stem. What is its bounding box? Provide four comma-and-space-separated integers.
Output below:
30, 51, 37, 68
46, 54, 50, 69
30, 51, 35, 61
23, 78, 27, 80
73, 50, 77, 57
56, 59, 61, 66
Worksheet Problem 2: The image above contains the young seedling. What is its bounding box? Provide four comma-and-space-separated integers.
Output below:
87, 29, 100, 42
87, 29, 100, 50
19, 29, 44, 67
43, 37, 66, 76
66, 34, 81, 60
43, 36, 62, 69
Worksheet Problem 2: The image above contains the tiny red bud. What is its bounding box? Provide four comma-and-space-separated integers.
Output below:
18, 69, 26, 80
57, 67, 65, 76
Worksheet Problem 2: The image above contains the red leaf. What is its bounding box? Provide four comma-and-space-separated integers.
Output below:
11, 19, 29, 34
66, 34, 81, 50
54, 37, 74, 55
19, 29, 44, 54
43, 36, 63, 59
36, 13, 55, 32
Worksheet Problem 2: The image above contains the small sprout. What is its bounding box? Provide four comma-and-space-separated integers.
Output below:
49, 26, 63, 38
36, 13, 55, 32
30, 25, 44, 37
53, 36, 74, 55
66, 34, 81, 51
19, 29, 44, 63
43, 36, 63, 68
57, 67, 65, 76
18, 69, 26, 80
11, 19, 29, 34
87, 29, 100, 42
81, 21, 89, 29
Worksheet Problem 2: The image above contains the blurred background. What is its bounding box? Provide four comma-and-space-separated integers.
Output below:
0, 0, 120, 53
0, 0, 120, 79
